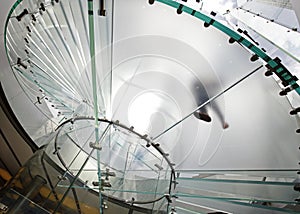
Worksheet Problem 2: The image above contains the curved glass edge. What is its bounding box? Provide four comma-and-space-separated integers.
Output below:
3, 0, 65, 141
3, 0, 23, 55
44, 117, 175, 211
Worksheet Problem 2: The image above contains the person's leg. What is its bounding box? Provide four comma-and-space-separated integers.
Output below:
192, 81, 212, 123
193, 106, 212, 122
211, 102, 229, 129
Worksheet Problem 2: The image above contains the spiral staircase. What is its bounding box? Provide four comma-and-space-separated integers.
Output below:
0, 0, 300, 213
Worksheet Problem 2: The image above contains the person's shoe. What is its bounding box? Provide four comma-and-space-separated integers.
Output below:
194, 111, 212, 122
223, 122, 229, 129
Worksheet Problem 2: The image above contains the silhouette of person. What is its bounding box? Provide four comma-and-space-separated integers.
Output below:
191, 80, 229, 129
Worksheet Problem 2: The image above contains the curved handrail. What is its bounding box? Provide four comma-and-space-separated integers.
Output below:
53, 116, 176, 205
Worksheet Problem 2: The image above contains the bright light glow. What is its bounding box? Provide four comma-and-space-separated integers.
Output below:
128, 90, 181, 134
